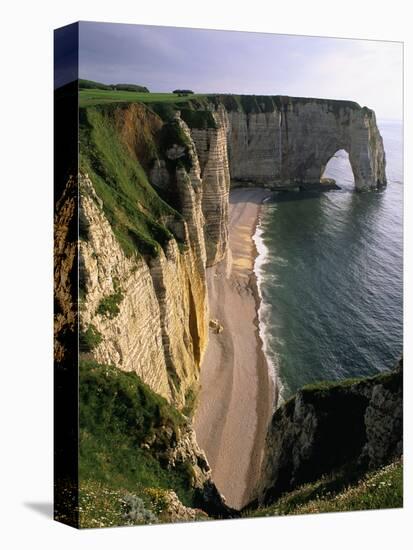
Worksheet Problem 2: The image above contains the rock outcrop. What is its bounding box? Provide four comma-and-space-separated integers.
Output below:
56, 103, 221, 410
152, 490, 208, 523
144, 420, 236, 518
257, 361, 402, 505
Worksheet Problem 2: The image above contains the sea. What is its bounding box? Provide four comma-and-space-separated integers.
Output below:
254, 120, 403, 402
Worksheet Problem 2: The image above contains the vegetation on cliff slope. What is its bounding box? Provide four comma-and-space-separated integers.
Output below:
79, 96, 219, 258
78, 360, 202, 527
245, 459, 402, 518
79, 324, 102, 352
96, 278, 124, 319
75, 357, 402, 527
78, 481, 209, 528
79, 105, 184, 257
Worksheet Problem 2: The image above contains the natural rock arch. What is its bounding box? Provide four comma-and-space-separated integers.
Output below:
277, 101, 387, 191
222, 97, 387, 191
320, 148, 355, 187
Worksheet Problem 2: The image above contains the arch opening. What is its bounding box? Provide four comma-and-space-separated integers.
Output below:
321, 149, 355, 190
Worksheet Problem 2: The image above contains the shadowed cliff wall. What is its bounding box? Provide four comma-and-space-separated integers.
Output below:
257, 361, 402, 506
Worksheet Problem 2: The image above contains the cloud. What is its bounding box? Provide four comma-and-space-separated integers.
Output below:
286, 38, 403, 119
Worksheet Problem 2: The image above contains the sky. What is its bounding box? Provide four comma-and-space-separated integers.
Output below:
76, 21, 403, 120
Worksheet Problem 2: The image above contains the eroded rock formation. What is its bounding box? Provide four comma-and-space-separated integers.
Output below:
213, 96, 386, 191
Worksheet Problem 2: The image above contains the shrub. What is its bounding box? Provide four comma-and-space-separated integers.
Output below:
78, 80, 149, 93
96, 279, 124, 319
79, 325, 102, 352
182, 386, 198, 418
113, 84, 149, 93
79, 79, 112, 90
172, 89, 194, 95
122, 495, 157, 524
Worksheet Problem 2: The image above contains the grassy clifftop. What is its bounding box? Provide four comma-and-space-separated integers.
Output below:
79, 88, 208, 108
79, 86, 362, 115
79, 89, 217, 127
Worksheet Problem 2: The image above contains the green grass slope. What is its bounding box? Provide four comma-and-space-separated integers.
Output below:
78, 360, 199, 527
245, 459, 403, 518
79, 104, 184, 258
79, 96, 220, 260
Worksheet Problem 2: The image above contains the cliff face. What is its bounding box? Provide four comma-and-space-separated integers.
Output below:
75, 101, 236, 407
257, 362, 402, 505
79, 174, 173, 401
189, 105, 231, 265
78, 172, 208, 408
55, 115, 231, 517
74, 103, 225, 408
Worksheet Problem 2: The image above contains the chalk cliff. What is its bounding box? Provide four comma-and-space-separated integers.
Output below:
55, 92, 390, 522
56, 95, 387, 395
56, 91, 388, 444
189, 105, 231, 265
78, 157, 208, 407
74, 102, 233, 408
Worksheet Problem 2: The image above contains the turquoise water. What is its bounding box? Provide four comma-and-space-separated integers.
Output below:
255, 121, 403, 400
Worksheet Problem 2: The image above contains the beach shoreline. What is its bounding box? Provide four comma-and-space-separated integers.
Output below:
194, 187, 277, 510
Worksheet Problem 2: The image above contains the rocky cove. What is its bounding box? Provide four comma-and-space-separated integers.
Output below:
54, 90, 401, 523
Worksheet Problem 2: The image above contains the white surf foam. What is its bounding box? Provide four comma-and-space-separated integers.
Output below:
253, 214, 286, 408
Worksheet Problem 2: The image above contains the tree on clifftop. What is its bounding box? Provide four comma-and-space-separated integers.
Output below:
172, 89, 194, 96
